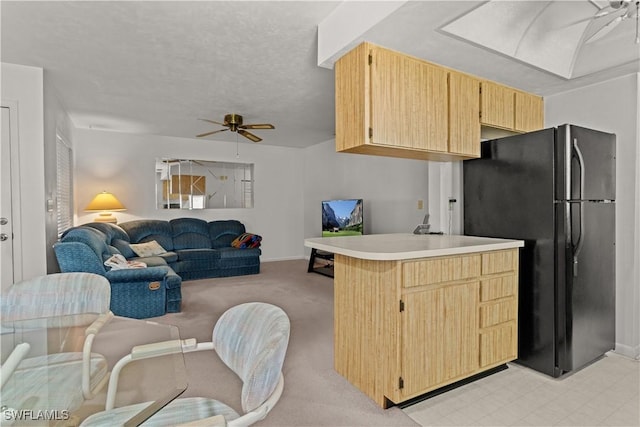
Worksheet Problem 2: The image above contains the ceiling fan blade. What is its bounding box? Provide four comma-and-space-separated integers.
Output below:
239, 123, 275, 130
595, 5, 619, 18
238, 129, 262, 142
585, 14, 624, 43
198, 118, 227, 126
196, 128, 228, 138
560, 1, 628, 30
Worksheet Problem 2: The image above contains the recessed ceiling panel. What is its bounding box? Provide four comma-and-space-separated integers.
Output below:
440, 0, 618, 79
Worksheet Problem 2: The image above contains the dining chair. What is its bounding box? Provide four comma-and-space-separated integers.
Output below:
0, 272, 114, 414
80, 302, 290, 427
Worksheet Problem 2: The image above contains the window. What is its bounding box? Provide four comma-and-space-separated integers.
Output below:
56, 135, 73, 236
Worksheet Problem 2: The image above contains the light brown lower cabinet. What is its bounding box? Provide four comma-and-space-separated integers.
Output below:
333, 249, 519, 408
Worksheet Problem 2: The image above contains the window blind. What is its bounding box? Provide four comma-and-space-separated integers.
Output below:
56, 135, 73, 237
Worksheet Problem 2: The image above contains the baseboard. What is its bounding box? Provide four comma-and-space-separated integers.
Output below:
614, 343, 640, 360
262, 256, 306, 262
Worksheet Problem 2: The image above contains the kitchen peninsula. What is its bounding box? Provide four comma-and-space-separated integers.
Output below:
304, 233, 524, 408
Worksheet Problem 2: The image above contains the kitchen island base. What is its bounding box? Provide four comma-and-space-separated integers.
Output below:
396, 364, 509, 409
326, 240, 521, 408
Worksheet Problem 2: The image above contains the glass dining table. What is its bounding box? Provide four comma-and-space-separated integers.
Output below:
0, 313, 188, 426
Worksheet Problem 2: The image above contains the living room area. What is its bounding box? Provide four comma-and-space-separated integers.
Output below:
2, 1, 639, 426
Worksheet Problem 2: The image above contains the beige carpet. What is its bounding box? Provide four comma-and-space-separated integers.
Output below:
151, 259, 418, 427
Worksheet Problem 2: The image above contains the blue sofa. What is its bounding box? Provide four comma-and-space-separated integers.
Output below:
119, 219, 261, 281
54, 219, 261, 319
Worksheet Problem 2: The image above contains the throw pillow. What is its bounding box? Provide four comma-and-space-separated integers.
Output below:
130, 240, 167, 257
231, 233, 262, 249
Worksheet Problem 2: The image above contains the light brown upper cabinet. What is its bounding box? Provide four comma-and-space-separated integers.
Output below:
336, 42, 468, 161
449, 71, 481, 157
370, 46, 449, 153
481, 80, 544, 134
335, 42, 543, 161
515, 91, 545, 132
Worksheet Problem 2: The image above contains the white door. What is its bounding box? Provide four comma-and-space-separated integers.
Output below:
1, 106, 16, 290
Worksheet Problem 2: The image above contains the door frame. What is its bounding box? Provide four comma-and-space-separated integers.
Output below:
1, 100, 24, 288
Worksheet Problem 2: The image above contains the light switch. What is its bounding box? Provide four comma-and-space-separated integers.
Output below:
417, 200, 424, 210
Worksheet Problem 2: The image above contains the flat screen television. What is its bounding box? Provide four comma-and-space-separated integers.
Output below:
322, 199, 364, 237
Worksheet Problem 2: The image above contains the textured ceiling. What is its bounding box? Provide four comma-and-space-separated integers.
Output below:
1, 1, 638, 148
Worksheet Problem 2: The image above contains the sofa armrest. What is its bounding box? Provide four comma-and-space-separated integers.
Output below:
105, 266, 172, 282
105, 268, 171, 319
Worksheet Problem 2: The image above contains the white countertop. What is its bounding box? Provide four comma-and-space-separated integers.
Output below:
304, 233, 524, 261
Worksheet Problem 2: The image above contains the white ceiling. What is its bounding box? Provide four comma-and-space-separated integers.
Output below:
2, 1, 638, 149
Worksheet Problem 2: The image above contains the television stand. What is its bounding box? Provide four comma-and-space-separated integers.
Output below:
308, 248, 334, 278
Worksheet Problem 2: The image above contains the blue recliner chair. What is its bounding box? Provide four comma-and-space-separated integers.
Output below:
54, 226, 182, 319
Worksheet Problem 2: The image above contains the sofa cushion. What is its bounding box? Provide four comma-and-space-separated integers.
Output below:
83, 222, 130, 243
112, 239, 136, 258
216, 247, 261, 259
175, 248, 220, 261
127, 255, 172, 267
130, 240, 167, 257
170, 218, 212, 250
209, 220, 246, 249
61, 228, 112, 262
54, 241, 108, 276
119, 220, 174, 251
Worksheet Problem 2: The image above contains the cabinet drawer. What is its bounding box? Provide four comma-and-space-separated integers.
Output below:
480, 299, 517, 328
479, 321, 517, 367
480, 275, 516, 301
481, 250, 517, 275
402, 254, 480, 288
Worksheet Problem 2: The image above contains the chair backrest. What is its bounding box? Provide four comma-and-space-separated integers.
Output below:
119, 219, 175, 251
208, 220, 246, 248
212, 302, 290, 414
170, 218, 212, 250
1, 272, 111, 322
54, 241, 109, 276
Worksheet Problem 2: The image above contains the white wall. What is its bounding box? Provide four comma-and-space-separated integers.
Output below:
73, 129, 305, 262
1, 63, 47, 281
74, 132, 436, 261
545, 73, 640, 359
43, 73, 75, 273
303, 140, 431, 249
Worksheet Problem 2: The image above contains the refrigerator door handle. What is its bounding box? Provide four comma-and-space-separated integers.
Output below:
571, 202, 585, 277
573, 138, 586, 201
572, 139, 586, 277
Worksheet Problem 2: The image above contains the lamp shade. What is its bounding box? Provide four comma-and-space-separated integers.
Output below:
86, 191, 126, 223
85, 191, 126, 211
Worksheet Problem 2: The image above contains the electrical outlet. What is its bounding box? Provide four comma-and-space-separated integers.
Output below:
417, 200, 424, 210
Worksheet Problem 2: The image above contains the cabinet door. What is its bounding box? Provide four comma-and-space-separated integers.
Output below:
515, 91, 544, 132
400, 281, 479, 397
480, 321, 517, 367
370, 47, 448, 152
449, 72, 480, 157
335, 42, 368, 152
480, 81, 515, 130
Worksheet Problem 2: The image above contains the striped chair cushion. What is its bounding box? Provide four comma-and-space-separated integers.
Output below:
80, 397, 239, 426
2, 353, 108, 413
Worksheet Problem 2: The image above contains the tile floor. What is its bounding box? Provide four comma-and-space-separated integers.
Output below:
403, 352, 639, 426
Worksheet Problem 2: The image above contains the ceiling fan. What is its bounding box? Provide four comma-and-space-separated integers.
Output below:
584, 0, 639, 44
196, 113, 275, 142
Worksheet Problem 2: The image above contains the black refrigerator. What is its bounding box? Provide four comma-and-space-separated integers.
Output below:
464, 124, 616, 378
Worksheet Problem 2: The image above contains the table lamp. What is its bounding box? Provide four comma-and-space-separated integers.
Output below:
85, 191, 126, 223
